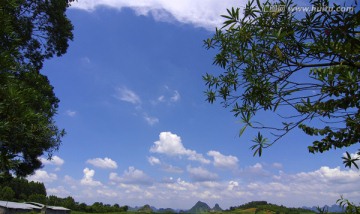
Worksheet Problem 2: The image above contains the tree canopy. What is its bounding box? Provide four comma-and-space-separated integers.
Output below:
0, 0, 74, 178
204, 0, 359, 166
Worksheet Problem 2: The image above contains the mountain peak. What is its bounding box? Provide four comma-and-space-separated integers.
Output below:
212, 203, 223, 211
188, 201, 211, 213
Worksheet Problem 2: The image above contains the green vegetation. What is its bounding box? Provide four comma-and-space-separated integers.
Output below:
228, 201, 314, 213
203, 0, 360, 166
0, 0, 74, 178
0, 177, 46, 201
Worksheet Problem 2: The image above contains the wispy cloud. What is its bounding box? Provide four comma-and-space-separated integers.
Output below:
143, 114, 159, 126
87, 157, 118, 169
114, 86, 141, 105
70, 0, 242, 30
152, 87, 181, 105
187, 165, 218, 182
170, 90, 180, 102
109, 167, 153, 185
148, 156, 161, 165
65, 110, 77, 117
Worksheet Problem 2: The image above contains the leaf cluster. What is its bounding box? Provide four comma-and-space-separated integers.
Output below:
204, 0, 360, 163
0, 0, 74, 177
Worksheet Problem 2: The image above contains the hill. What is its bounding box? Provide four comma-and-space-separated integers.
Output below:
187, 201, 211, 213
212, 203, 223, 212
229, 201, 315, 214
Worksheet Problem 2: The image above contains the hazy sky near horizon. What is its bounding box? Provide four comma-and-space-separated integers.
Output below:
28, 0, 360, 210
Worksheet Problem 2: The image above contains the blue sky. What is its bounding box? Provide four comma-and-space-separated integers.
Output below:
28, 0, 360, 210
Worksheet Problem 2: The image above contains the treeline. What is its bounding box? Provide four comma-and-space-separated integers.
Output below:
229, 201, 315, 214
0, 177, 128, 213
0, 177, 46, 201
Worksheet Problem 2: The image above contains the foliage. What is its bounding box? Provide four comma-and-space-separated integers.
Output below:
229, 201, 315, 214
0, 0, 74, 70
203, 0, 360, 165
337, 195, 360, 214
0, 177, 46, 200
0, 0, 74, 177
0, 186, 15, 201
0, 70, 65, 177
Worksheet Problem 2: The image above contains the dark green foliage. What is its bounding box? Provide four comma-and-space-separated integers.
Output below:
28, 194, 47, 204
0, 70, 65, 177
0, 0, 75, 70
138, 204, 154, 213
0, 186, 15, 201
0, 0, 74, 177
0, 177, 46, 201
229, 201, 315, 214
204, 0, 360, 166
337, 195, 360, 214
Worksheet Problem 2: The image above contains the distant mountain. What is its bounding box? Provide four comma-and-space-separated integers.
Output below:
302, 204, 345, 213
212, 203, 223, 212
187, 201, 211, 213
138, 204, 153, 213
157, 208, 176, 213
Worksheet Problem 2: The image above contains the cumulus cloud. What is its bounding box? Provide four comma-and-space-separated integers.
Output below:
114, 86, 141, 105
80, 168, 102, 186
28, 170, 57, 183
150, 132, 210, 164
207, 151, 238, 169
70, 0, 242, 30
110, 166, 153, 185
39, 156, 64, 166
187, 165, 218, 182
41, 164, 360, 208
86, 157, 118, 169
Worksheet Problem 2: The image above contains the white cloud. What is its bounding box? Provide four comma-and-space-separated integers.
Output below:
80, 168, 102, 186
272, 162, 283, 169
28, 170, 57, 183
70, 0, 242, 30
162, 164, 184, 173
87, 157, 118, 169
207, 151, 238, 169
187, 165, 218, 181
144, 114, 159, 125
42, 164, 360, 209
39, 155, 65, 166
151, 88, 181, 105
148, 156, 161, 165
170, 90, 180, 102
65, 110, 77, 117
110, 166, 153, 185
157, 95, 165, 102
114, 86, 141, 105
47, 186, 71, 197
97, 189, 118, 197
150, 132, 210, 164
